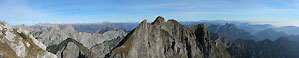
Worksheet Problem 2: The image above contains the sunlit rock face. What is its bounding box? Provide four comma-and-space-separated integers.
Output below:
106, 16, 231, 58
0, 21, 57, 58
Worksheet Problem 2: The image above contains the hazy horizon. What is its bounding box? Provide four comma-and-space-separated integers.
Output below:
1, 0, 299, 27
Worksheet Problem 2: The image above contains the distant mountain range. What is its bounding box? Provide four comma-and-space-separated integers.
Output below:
277, 26, 299, 35
207, 23, 258, 41
228, 37, 298, 58
41, 20, 299, 39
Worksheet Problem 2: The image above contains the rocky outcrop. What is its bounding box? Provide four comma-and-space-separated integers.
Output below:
0, 21, 57, 58
210, 33, 232, 48
47, 38, 93, 58
90, 36, 123, 58
105, 16, 231, 58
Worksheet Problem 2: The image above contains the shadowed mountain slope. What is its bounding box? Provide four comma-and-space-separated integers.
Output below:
46, 38, 93, 58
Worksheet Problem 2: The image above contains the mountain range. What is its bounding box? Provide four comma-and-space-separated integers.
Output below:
0, 16, 299, 58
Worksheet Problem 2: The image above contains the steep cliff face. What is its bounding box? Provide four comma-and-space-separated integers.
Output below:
105, 16, 230, 58
0, 22, 57, 58
210, 33, 232, 48
47, 38, 93, 58
90, 36, 123, 58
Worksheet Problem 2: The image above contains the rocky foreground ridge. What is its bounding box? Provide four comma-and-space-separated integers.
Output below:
0, 22, 57, 58
105, 16, 231, 58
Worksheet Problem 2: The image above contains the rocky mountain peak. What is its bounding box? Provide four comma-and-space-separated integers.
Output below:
193, 24, 210, 41
166, 19, 180, 25
140, 19, 149, 25
224, 23, 237, 28
105, 16, 230, 58
151, 16, 165, 25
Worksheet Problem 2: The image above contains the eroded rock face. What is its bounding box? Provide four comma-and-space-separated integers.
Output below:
210, 33, 232, 48
56, 42, 81, 58
0, 21, 57, 58
106, 16, 231, 58
46, 38, 92, 58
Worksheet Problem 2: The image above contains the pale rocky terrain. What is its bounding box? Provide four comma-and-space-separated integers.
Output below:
0, 21, 57, 58
18, 24, 127, 48
16, 23, 127, 58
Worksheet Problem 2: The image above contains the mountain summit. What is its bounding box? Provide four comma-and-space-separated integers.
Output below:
105, 16, 230, 58
151, 16, 165, 25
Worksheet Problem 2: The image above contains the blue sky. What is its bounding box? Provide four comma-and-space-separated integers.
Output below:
0, 0, 299, 26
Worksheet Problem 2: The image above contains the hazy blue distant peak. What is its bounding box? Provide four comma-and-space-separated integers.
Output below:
276, 26, 299, 35
280, 26, 299, 28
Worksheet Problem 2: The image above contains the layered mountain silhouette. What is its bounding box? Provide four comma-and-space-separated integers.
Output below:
228, 37, 298, 58
208, 24, 258, 41
253, 28, 299, 42
277, 26, 299, 35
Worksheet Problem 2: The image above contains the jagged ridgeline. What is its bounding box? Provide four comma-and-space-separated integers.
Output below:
0, 22, 57, 58
105, 16, 231, 58
2, 16, 298, 58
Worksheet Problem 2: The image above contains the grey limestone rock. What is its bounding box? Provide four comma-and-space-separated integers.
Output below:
106, 16, 231, 58
0, 21, 57, 58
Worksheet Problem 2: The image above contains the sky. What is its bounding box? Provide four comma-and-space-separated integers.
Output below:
0, 0, 299, 27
